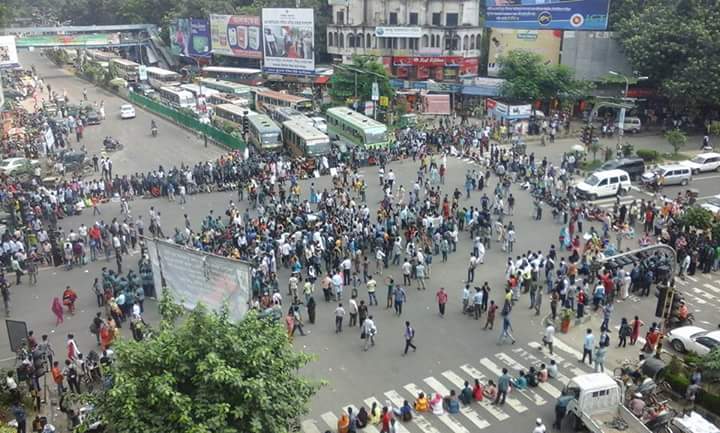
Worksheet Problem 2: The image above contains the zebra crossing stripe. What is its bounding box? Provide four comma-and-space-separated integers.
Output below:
703, 283, 720, 294
525, 342, 583, 383
440, 370, 491, 429
687, 276, 698, 282
363, 397, 411, 433
491, 353, 546, 405
320, 412, 339, 431
400, 384, 445, 433
693, 287, 716, 299
458, 364, 510, 421
405, 383, 466, 433
301, 419, 322, 433
477, 358, 529, 413
496, 352, 561, 399
386, 389, 439, 433
347, 404, 380, 433
549, 337, 585, 360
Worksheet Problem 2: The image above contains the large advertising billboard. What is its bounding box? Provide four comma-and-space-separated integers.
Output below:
210, 15, 262, 59
0, 36, 20, 69
170, 18, 211, 57
261, 8, 315, 76
487, 29, 561, 76
485, 0, 610, 30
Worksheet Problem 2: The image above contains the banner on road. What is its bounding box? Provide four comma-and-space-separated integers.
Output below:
0, 36, 20, 69
146, 238, 252, 321
210, 14, 263, 59
261, 8, 315, 76
485, 0, 610, 30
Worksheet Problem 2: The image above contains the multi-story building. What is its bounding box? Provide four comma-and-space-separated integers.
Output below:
326, 0, 483, 82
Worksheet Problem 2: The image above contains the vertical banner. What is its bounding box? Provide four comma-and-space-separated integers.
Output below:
210, 15, 263, 59
261, 8, 315, 76
170, 18, 191, 56
190, 18, 212, 57
485, 0, 610, 30
0, 36, 20, 69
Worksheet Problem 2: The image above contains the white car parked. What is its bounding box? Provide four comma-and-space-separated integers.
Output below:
120, 104, 136, 119
666, 325, 720, 355
701, 194, 720, 215
679, 152, 720, 174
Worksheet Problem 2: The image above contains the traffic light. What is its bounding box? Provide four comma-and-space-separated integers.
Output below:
655, 285, 675, 319
582, 127, 590, 145
242, 111, 249, 137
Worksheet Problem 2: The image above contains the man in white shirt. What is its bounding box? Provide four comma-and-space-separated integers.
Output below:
543, 324, 555, 355
348, 296, 358, 327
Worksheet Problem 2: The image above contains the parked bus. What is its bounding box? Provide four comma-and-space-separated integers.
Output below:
201, 66, 264, 85
179, 84, 220, 99
207, 93, 251, 108
212, 104, 256, 130
146, 66, 181, 90
86, 49, 119, 62
247, 114, 283, 152
196, 78, 253, 97
282, 120, 331, 157
157, 86, 195, 109
110, 58, 140, 82
326, 107, 389, 149
255, 89, 313, 115
60, 48, 78, 64
270, 107, 312, 125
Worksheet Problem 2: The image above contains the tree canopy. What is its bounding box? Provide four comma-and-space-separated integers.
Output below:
612, 0, 720, 107
497, 50, 589, 102
329, 55, 394, 104
86, 290, 320, 433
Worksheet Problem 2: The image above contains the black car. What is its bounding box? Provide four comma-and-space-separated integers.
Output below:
84, 109, 101, 125
597, 158, 646, 181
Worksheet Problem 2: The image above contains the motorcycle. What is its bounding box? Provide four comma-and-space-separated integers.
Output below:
151, 126, 158, 137
668, 312, 695, 328
103, 136, 123, 152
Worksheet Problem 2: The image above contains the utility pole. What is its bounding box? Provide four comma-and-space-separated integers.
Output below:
608, 71, 648, 147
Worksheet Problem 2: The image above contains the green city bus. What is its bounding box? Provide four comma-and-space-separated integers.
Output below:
326, 107, 389, 149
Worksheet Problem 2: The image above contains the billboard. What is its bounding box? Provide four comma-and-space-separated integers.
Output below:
262, 8, 315, 76
0, 36, 20, 69
169, 18, 190, 56
561, 31, 633, 81
487, 29, 561, 76
190, 18, 212, 57
210, 15, 262, 59
14, 34, 121, 48
146, 239, 252, 321
485, 0, 610, 30
375, 27, 422, 38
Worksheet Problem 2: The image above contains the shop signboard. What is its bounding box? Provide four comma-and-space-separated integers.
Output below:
0, 36, 19, 69
374, 27, 422, 38
485, 0, 611, 30
262, 8, 315, 76
210, 15, 262, 59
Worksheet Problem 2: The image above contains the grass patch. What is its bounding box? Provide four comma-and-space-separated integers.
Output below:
661, 152, 691, 161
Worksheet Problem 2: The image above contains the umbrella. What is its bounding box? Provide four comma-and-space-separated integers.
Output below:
571, 144, 586, 153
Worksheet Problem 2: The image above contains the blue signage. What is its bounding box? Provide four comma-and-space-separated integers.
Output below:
485, 0, 610, 30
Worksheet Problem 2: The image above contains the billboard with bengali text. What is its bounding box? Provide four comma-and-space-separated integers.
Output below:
0, 36, 19, 69
485, 0, 610, 30
262, 8, 315, 76
210, 15, 262, 59
14, 34, 121, 48
190, 18, 212, 57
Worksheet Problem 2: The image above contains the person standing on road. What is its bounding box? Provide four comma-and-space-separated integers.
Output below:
348, 296, 358, 327
393, 285, 406, 315
484, 300, 497, 330
618, 317, 631, 348
532, 418, 546, 433
334, 303, 345, 333
473, 287, 484, 320
542, 323, 555, 355
1, 278, 10, 317
494, 368, 510, 405
580, 328, 594, 365
402, 321, 416, 355
594, 344, 607, 373
362, 315, 377, 351
436, 287, 448, 317
630, 315, 644, 345
366, 275, 378, 306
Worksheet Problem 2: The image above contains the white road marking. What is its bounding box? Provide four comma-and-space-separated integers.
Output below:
492, 353, 547, 405
703, 283, 720, 294
440, 370, 491, 429
458, 364, 510, 420
478, 358, 529, 413
550, 337, 585, 360
347, 404, 380, 433
526, 342, 584, 381
687, 276, 698, 282
363, 396, 411, 433
301, 420, 322, 433
497, 352, 561, 399
320, 412, 339, 430
414, 380, 470, 433
399, 384, 445, 433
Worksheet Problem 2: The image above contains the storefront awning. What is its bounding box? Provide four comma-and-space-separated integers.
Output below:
314, 75, 331, 84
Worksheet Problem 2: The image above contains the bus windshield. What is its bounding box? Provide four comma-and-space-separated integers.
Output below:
262, 133, 282, 145
306, 140, 331, 156
365, 128, 387, 145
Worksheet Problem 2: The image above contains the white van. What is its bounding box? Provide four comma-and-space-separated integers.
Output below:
616, 116, 642, 133
575, 169, 632, 200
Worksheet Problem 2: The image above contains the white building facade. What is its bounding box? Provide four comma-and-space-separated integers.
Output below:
326, 0, 483, 81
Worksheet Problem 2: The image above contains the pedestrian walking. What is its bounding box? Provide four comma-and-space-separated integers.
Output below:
630, 315, 644, 345
335, 303, 345, 333
580, 328, 594, 365
348, 296, 358, 327
402, 321, 416, 355
393, 286, 406, 315
362, 315, 377, 351
436, 287, 448, 317
600, 303, 613, 332
366, 276, 378, 306
51, 297, 64, 326
1, 279, 10, 316
594, 344, 607, 373
473, 287, 484, 320
484, 300, 497, 330
498, 315, 516, 344
542, 323, 555, 355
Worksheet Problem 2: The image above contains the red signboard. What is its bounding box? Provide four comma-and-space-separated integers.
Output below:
486, 98, 497, 110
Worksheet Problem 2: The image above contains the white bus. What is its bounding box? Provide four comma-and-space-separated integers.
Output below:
282, 120, 331, 157
179, 84, 220, 99
255, 89, 313, 114
247, 114, 282, 152
197, 78, 253, 97
60, 48, 78, 64
270, 107, 312, 125
207, 93, 251, 108
86, 49, 119, 62
157, 86, 195, 109
110, 58, 140, 82
146, 66, 182, 90
201, 66, 264, 86
212, 104, 256, 131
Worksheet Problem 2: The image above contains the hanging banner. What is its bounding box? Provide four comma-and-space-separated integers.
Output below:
210, 15, 263, 59
170, 18, 191, 57
0, 36, 20, 69
485, 0, 610, 30
190, 18, 212, 57
262, 8, 315, 76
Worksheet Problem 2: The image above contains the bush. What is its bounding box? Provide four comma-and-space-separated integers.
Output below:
636, 149, 659, 162
621, 142, 635, 157
680, 207, 715, 230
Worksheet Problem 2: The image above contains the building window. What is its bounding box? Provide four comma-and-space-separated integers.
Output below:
463, 35, 468, 50
336, 11, 344, 25
432, 13, 441, 26
409, 12, 418, 25
470, 34, 475, 50
358, 34, 364, 48
410, 38, 419, 50
367, 33, 371, 49
389, 12, 398, 25
444, 36, 450, 50
348, 34, 355, 48
452, 35, 460, 50
339, 33, 344, 48
422, 35, 429, 48
328, 32, 333, 46
446, 13, 458, 26
400, 38, 406, 49
476, 34, 482, 50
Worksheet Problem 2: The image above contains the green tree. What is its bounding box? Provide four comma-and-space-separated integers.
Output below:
329, 55, 394, 104
679, 206, 714, 230
0, 4, 12, 27
665, 128, 687, 155
589, 140, 602, 162
613, 0, 720, 108
85, 289, 320, 433
497, 50, 590, 102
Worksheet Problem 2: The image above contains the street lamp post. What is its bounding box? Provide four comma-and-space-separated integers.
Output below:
608, 71, 648, 147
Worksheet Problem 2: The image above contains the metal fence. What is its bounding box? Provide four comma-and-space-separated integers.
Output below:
127, 91, 246, 151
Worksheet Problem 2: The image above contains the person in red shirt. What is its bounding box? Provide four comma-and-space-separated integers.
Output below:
436, 287, 448, 317
380, 406, 392, 433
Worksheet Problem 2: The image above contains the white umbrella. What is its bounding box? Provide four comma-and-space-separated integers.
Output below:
572, 144, 585, 153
